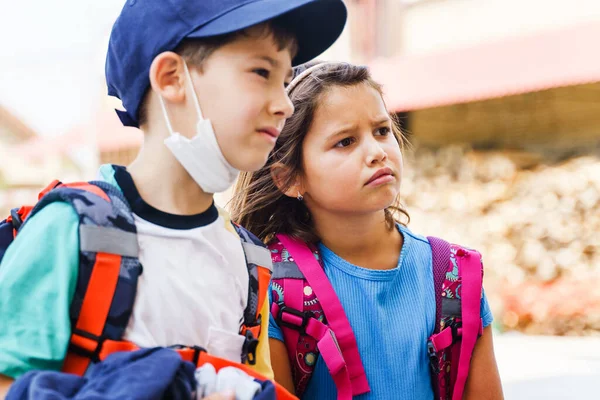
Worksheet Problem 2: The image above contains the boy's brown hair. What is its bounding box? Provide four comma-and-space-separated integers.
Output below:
138, 20, 298, 126
230, 61, 410, 244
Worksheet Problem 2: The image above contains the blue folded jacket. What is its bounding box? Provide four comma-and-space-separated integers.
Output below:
7, 347, 196, 400
254, 379, 275, 400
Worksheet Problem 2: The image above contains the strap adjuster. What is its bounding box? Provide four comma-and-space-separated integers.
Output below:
450, 320, 460, 343
241, 314, 262, 337
170, 344, 206, 366
68, 329, 106, 362
276, 303, 313, 334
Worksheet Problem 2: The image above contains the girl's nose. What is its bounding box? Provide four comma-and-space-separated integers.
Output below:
366, 139, 387, 165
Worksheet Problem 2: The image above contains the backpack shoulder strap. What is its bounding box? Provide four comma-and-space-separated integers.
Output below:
427, 236, 451, 335
2, 180, 63, 240
274, 234, 370, 400
232, 223, 273, 365
0, 180, 68, 264
427, 237, 484, 400
269, 238, 321, 396
28, 180, 142, 376
450, 244, 483, 400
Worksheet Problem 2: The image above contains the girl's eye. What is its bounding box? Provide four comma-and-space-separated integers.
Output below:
376, 126, 391, 136
253, 68, 270, 79
335, 137, 356, 148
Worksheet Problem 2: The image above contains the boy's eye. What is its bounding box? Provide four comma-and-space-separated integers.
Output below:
335, 137, 356, 148
375, 127, 391, 136
253, 68, 270, 79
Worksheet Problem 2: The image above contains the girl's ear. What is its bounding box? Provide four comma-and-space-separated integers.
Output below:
271, 162, 303, 198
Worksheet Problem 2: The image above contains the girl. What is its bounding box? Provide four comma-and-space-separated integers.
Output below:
231, 62, 503, 399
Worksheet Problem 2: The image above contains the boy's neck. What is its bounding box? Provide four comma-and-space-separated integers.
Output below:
312, 209, 403, 270
127, 134, 215, 216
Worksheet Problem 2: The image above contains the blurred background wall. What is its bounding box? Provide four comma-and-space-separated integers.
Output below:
1, 0, 599, 336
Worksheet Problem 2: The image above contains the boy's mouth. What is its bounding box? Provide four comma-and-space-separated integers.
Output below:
257, 127, 281, 141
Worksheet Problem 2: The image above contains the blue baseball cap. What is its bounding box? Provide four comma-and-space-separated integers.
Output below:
106, 0, 348, 128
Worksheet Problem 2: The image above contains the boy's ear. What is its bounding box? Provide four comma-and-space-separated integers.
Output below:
270, 162, 303, 198
149, 52, 186, 104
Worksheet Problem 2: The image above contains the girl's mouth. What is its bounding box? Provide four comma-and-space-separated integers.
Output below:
366, 167, 394, 186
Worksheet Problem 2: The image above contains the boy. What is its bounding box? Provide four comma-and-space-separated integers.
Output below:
0, 0, 347, 396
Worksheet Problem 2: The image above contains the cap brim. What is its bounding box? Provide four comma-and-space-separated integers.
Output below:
186, 0, 347, 65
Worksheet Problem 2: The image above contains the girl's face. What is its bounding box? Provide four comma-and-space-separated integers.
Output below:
300, 83, 403, 216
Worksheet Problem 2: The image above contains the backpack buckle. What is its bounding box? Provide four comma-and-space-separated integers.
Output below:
428, 320, 462, 375
241, 330, 260, 365
9, 208, 23, 231
276, 303, 313, 335
450, 320, 461, 343
427, 341, 440, 375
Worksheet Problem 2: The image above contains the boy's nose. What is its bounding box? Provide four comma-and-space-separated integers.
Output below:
270, 89, 295, 119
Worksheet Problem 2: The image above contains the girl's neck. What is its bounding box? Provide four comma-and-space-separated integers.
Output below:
126, 134, 214, 216
312, 209, 403, 270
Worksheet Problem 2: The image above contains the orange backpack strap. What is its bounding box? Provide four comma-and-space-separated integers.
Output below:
63, 251, 123, 375
232, 223, 273, 365
98, 341, 298, 400
26, 180, 142, 376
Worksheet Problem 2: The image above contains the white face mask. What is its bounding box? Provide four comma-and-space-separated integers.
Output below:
158, 63, 239, 194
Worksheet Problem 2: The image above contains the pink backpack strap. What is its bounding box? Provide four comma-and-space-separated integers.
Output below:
270, 242, 326, 396
271, 301, 352, 399
451, 247, 483, 399
427, 237, 484, 400
276, 234, 370, 399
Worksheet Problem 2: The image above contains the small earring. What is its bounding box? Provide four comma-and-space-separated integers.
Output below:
297, 192, 304, 201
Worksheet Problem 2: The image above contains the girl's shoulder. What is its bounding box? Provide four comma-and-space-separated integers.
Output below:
398, 224, 427, 239
396, 223, 431, 248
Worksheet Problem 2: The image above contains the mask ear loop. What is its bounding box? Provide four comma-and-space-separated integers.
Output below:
183, 62, 204, 121
158, 93, 175, 136
158, 61, 204, 137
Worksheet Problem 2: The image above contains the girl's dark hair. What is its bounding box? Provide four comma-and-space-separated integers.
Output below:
230, 61, 410, 244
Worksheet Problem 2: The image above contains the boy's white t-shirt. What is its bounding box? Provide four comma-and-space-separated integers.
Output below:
104, 165, 249, 362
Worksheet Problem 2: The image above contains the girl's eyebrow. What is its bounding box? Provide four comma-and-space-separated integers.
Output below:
328, 123, 358, 139
371, 116, 392, 126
